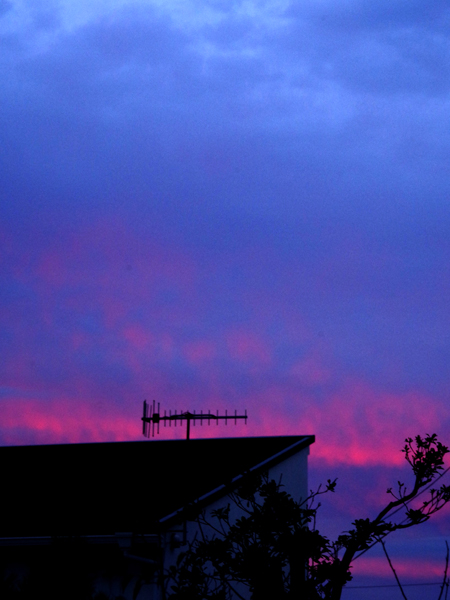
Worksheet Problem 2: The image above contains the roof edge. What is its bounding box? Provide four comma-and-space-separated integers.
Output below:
159, 434, 315, 527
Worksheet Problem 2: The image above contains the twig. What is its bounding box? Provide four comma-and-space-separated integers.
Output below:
438, 541, 449, 600
379, 538, 408, 600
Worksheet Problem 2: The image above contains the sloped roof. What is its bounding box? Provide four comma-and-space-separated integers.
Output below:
1, 435, 314, 538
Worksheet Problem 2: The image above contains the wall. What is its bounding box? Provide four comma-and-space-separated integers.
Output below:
161, 444, 310, 600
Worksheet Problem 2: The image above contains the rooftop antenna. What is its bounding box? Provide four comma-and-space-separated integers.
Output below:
142, 400, 248, 440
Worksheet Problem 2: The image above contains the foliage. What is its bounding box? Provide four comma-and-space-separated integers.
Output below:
165, 434, 450, 600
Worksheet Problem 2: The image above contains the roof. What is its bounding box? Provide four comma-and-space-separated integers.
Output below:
1, 435, 314, 538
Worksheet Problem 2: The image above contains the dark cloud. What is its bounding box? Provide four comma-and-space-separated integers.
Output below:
280, 1, 450, 96
0, 0, 12, 17
300, 0, 450, 32
2, 0, 449, 223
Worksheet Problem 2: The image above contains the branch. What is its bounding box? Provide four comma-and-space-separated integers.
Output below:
354, 467, 450, 561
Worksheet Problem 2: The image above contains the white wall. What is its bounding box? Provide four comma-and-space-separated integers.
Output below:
160, 445, 310, 600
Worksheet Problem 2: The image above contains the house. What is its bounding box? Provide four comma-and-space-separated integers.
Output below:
1, 434, 314, 599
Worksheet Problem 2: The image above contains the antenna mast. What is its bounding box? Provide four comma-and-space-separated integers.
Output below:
142, 400, 248, 440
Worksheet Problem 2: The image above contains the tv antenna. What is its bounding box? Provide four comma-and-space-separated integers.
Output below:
142, 400, 248, 440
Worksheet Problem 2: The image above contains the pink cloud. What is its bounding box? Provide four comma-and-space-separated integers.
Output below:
123, 325, 154, 350
238, 379, 449, 467
36, 252, 66, 286
352, 555, 445, 581
12, 219, 198, 311
184, 340, 217, 365
0, 398, 140, 446
226, 330, 272, 365
290, 352, 332, 386
2, 373, 448, 469
0, 392, 256, 446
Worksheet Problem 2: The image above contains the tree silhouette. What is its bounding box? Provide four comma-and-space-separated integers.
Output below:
165, 434, 450, 600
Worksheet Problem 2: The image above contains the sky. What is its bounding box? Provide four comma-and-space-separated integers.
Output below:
1, 0, 450, 595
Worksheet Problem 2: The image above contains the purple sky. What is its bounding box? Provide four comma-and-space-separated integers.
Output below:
1, 0, 450, 593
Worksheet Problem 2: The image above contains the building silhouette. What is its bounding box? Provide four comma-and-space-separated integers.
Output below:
1, 435, 314, 599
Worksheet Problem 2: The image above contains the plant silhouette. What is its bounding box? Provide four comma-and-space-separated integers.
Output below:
166, 434, 450, 600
